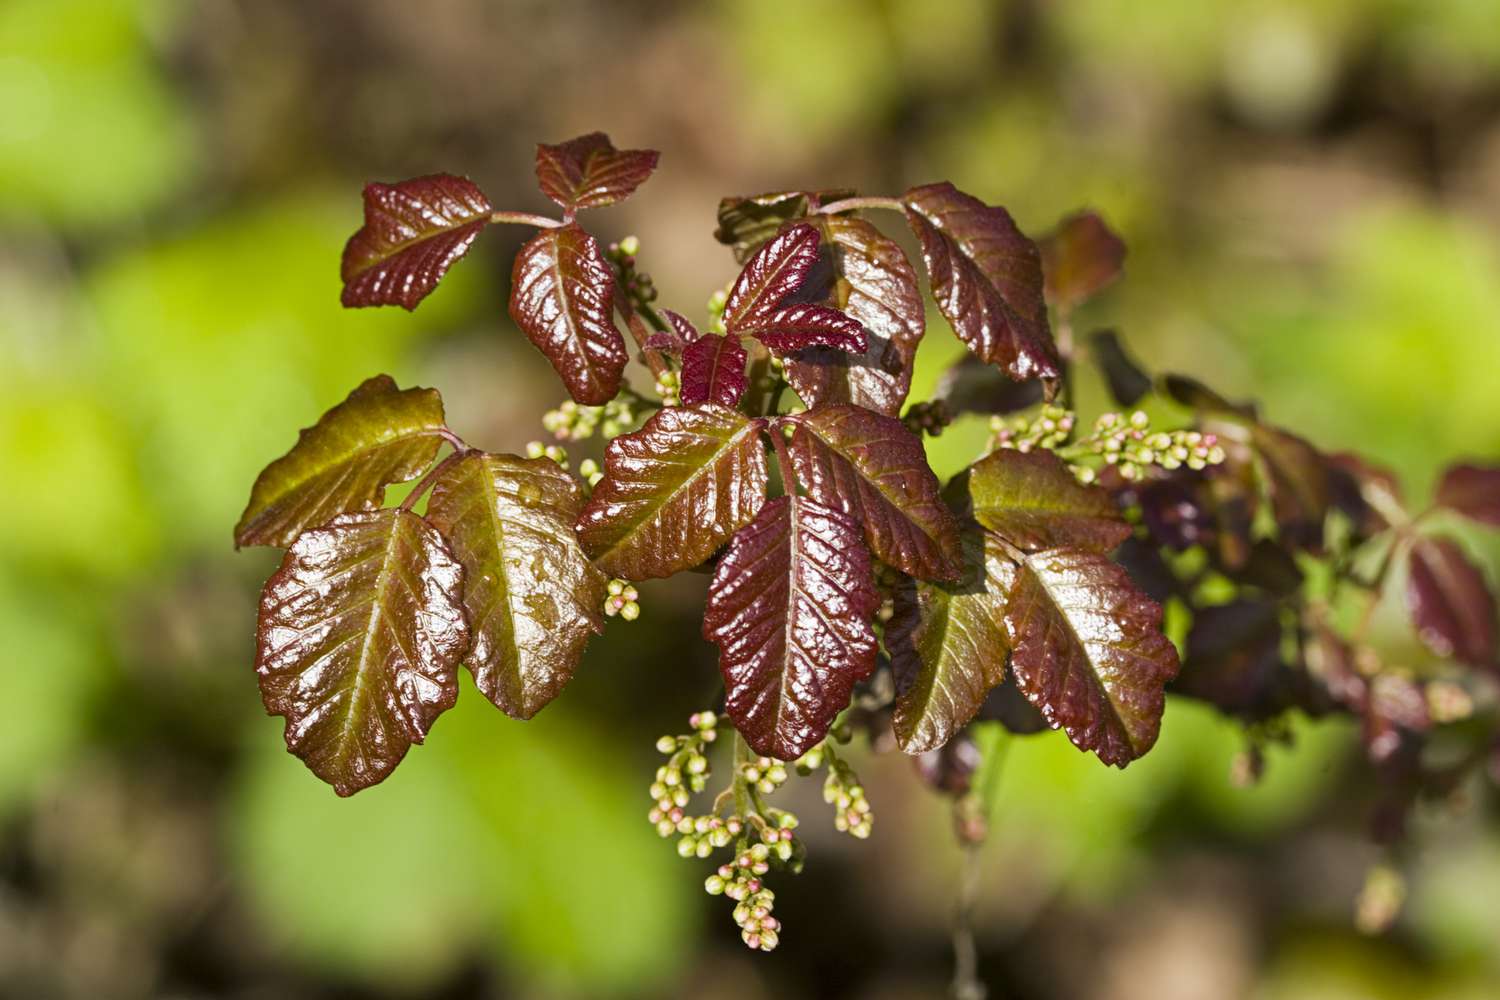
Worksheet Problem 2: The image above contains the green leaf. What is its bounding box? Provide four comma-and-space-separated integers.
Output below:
713, 189, 854, 262
256, 508, 468, 795
961, 447, 1131, 553
340, 174, 492, 309
783, 214, 926, 417
786, 404, 963, 581
534, 132, 659, 212
1005, 547, 1180, 767
703, 496, 879, 759
576, 404, 768, 579
234, 375, 446, 548
509, 223, 629, 406
426, 452, 607, 719
902, 182, 1059, 383
887, 529, 1013, 754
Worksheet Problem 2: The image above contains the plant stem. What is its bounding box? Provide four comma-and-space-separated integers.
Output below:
769, 423, 799, 496
951, 727, 1011, 1000
489, 210, 564, 229
817, 195, 905, 216
398, 448, 467, 512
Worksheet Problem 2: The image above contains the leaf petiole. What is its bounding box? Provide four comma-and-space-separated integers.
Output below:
816, 195, 904, 216
398, 448, 469, 512
489, 210, 565, 228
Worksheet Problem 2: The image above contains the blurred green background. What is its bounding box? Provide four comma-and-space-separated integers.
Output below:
3, 1, 1499, 997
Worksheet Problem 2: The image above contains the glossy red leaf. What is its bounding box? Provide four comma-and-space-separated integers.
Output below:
1436, 464, 1500, 527
576, 404, 768, 579
534, 132, 659, 212
902, 182, 1059, 382
255, 509, 467, 795
1405, 536, 1498, 666
963, 447, 1131, 553
1039, 211, 1126, 312
1005, 547, 1181, 766
723, 223, 820, 330
887, 530, 1014, 754
679, 334, 749, 408
786, 404, 963, 581
714, 189, 854, 262
703, 496, 879, 760
425, 452, 606, 719
783, 215, 926, 416
736, 303, 867, 355
235, 375, 446, 548
341, 174, 492, 310
508, 223, 629, 405
644, 309, 700, 356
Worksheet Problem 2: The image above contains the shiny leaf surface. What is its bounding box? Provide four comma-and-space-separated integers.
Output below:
1005, 547, 1180, 766
963, 447, 1131, 553
713, 189, 854, 262
679, 334, 749, 408
255, 509, 467, 795
786, 404, 963, 581
902, 182, 1059, 382
887, 530, 1013, 753
341, 174, 492, 310
1405, 536, 1498, 666
426, 452, 606, 719
235, 375, 445, 548
1436, 464, 1500, 527
723, 223, 820, 330
703, 496, 879, 759
508, 223, 629, 405
782, 215, 925, 416
576, 404, 768, 579
644, 309, 699, 356
1039, 211, 1126, 312
736, 303, 867, 355
534, 132, 659, 212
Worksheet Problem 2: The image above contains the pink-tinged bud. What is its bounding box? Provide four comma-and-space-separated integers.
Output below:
746, 879, 761, 893
762, 917, 780, 932
752, 862, 769, 875
648, 808, 662, 823
688, 713, 701, 729
718, 864, 734, 879
753, 906, 769, 919
743, 933, 761, 950
668, 807, 684, 823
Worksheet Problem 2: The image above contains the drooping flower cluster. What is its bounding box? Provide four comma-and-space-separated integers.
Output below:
541, 397, 640, 441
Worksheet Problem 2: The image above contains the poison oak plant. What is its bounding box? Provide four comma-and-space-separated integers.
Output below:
236, 133, 1500, 951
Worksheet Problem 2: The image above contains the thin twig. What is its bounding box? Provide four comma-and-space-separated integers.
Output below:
817, 195, 905, 216
489, 210, 564, 229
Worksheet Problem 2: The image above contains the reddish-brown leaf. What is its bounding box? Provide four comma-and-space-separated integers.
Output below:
255, 509, 467, 795
508, 223, 629, 405
714, 189, 854, 262
962, 447, 1131, 553
576, 404, 768, 579
425, 452, 606, 719
703, 496, 879, 759
736, 303, 867, 355
679, 334, 749, 408
786, 404, 963, 581
783, 215, 925, 416
1005, 547, 1180, 767
887, 529, 1014, 754
235, 375, 446, 549
534, 132, 659, 212
723, 223, 820, 329
901, 182, 1059, 382
1436, 464, 1500, 527
341, 174, 492, 310
644, 309, 700, 356
1405, 536, 1498, 666
1039, 211, 1126, 312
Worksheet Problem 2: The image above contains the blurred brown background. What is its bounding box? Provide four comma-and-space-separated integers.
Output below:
2, 1, 1500, 997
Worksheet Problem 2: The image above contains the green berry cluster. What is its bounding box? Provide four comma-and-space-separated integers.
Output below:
577, 458, 602, 488
987, 403, 1077, 454
648, 711, 719, 836
605, 578, 640, 621
523, 440, 569, 466
607, 235, 657, 306
541, 398, 640, 441
818, 745, 873, 839
654, 369, 681, 407
1064, 411, 1227, 484
706, 288, 729, 334
705, 844, 783, 951
903, 399, 953, 437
